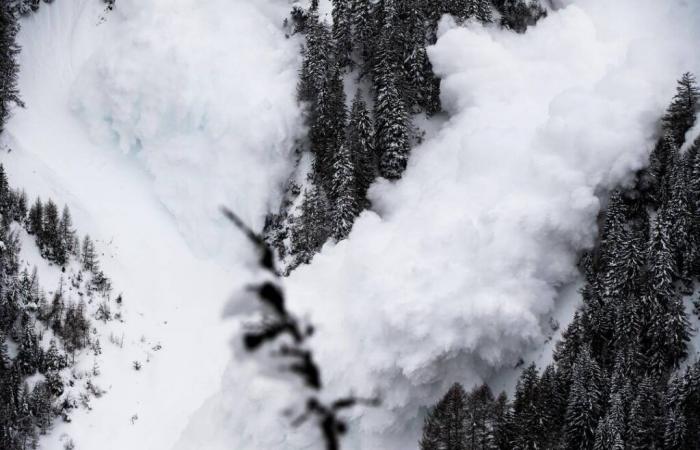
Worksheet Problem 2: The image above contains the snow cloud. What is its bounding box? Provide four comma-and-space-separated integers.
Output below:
72, 0, 304, 259
106, 0, 700, 449
188, 1, 700, 449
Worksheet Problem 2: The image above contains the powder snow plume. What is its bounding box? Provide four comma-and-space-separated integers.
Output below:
177, 1, 700, 449
72, 0, 304, 260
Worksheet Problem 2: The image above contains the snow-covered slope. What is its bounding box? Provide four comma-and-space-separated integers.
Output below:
2, 0, 302, 448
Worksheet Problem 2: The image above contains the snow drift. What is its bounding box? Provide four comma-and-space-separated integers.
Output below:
179, 1, 700, 449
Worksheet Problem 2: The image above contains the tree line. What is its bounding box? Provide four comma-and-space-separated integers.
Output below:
1, 163, 115, 449
266, 0, 547, 273
420, 73, 700, 450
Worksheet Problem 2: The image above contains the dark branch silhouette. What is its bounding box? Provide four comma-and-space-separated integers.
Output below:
221, 206, 379, 450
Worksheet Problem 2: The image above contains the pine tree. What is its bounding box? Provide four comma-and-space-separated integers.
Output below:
475, 0, 493, 23
593, 392, 625, 450
627, 377, 662, 449
491, 392, 511, 450
376, 70, 410, 180
494, 0, 546, 33
30, 381, 53, 435
466, 0, 493, 23
420, 383, 468, 450
465, 384, 497, 449
680, 361, 700, 446
12, 189, 27, 224
400, 5, 441, 115
298, 13, 332, 104
0, 165, 9, 222
510, 364, 543, 449
647, 133, 678, 206
42, 199, 60, 261
310, 62, 347, 188
444, 0, 468, 21
332, 0, 353, 67
27, 198, 43, 237
347, 90, 376, 203
662, 73, 699, 148
553, 311, 585, 385
536, 364, 566, 447
81, 235, 98, 273
0, 3, 23, 132
291, 185, 331, 267
351, 0, 373, 63
564, 348, 603, 450
645, 209, 690, 373
58, 206, 75, 264
330, 144, 357, 240
663, 406, 687, 450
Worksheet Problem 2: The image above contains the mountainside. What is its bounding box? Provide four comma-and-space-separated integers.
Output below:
1, 0, 699, 449
2, 0, 301, 448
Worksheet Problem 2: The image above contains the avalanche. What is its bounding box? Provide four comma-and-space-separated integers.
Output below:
180, 1, 700, 449
3, 0, 700, 449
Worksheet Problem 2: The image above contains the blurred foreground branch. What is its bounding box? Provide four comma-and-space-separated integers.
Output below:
222, 207, 379, 450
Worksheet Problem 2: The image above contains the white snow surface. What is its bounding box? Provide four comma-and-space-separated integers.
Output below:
184, 1, 700, 450
4, 0, 700, 450
2, 0, 302, 449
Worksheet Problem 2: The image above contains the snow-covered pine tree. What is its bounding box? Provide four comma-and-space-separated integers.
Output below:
419, 382, 468, 450
678, 361, 700, 446
347, 90, 376, 204
663, 406, 687, 450
466, 0, 493, 23
592, 392, 625, 450
298, 12, 332, 105
351, 0, 373, 63
41, 199, 60, 261
444, 0, 467, 21
536, 364, 567, 448
464, 384, 497, 449
475, 0, 493, 23
375, 69, 410, 180
27, 198, 43, 237
645, 209, 690, 373
647, 132, 678, 207
510, 364, 545, 449
668, 155, 695, 288
332, 0, 353, 68
662, 73, 699, 148
0, 165, 9, 220
400, 3, 441, 115
291, 185, 332, 267
0, 2, 22, 132
493, 0, 547, 33
81, 235, 99, 273
58, 206, 75, 264
627, 377, 662, 449
330, 144, 357, 240
563, 347, 603, 450
310, 62, 347, 190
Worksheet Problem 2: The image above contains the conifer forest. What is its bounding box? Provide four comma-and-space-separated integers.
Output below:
0, 0, 699, 449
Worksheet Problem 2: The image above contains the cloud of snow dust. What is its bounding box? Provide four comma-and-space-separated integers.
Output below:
175, 1, 700, 449
72, 0, 304, 259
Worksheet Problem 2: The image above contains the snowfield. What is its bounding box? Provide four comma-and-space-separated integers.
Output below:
2, 0, 700, 449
